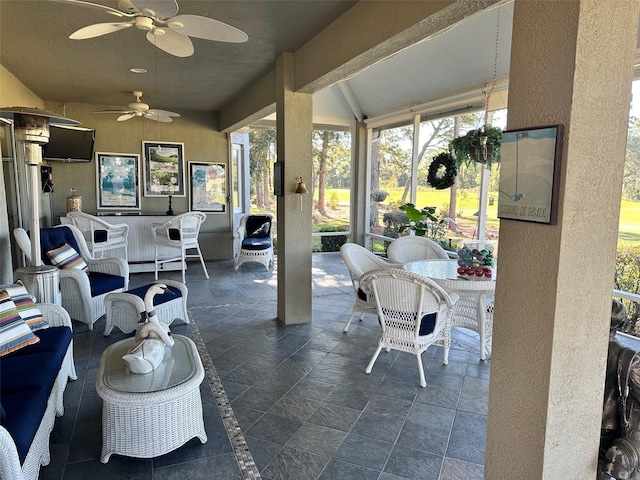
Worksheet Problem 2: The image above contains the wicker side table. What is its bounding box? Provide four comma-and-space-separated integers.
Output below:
95, 334, 207, 463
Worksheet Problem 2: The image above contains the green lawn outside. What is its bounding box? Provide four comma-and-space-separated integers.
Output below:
311, 188, 640, 246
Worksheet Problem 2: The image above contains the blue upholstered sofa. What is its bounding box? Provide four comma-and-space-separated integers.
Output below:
0, 302, 76, 480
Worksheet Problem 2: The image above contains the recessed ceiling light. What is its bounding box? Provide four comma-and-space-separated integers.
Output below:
129, 68, 147, 74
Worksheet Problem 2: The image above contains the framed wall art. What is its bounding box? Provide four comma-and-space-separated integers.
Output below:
189, 162, 227, 213
497, 125, 563, 225
142, 141, 185, 197
95, 152, 141, 210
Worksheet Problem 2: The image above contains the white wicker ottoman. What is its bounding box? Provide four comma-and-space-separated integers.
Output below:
95, 334, 207, 463
103, 279, 188, 336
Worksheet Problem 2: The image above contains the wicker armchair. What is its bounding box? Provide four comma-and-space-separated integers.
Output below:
360, 268, 458, 387
66, 211, 129, 262
234, 214, 274, 271
386, 235, 450, 264
339, 243, 401, 333
13, 225, 129, 330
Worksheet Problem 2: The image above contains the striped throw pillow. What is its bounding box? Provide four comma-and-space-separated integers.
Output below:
1, 281, 48, 331
0, 289, 39, 356
47, 243, 88, 272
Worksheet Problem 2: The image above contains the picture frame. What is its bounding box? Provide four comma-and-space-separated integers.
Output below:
142, 141, 185, 197
497, 124, 563, 225
189, 162, 227, 213
95, 152, 141, 210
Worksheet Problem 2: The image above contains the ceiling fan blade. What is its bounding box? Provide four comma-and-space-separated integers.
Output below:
144, 112, 173, 123
93, 109, 135, 114
70, 22, 133, 40
169, 14, 248, 43
48, 0, 131, 18
146, 29, 193, 57
117, 113, 137, 122
129, 0, 178, 19
147, 109, 180, 118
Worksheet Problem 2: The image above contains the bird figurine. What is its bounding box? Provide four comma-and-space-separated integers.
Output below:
122, 283, 175, 374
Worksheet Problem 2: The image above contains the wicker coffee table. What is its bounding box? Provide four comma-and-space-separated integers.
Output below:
96, 334, 207, 463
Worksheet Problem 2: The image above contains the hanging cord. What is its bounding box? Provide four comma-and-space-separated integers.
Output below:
154, 35, 161, 141
480, 7, 501, 162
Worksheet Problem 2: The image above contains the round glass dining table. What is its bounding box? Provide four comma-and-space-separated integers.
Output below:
404, 259, 495, 360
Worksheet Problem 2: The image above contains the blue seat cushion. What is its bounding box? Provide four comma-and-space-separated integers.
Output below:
127, 284, 182, 305
88, 272, 125, 297
241, 237, 271, 251
2, 327, 72, 362
0, 351, 62, 395
39, 227, 82, 265
1, 388, 50, 463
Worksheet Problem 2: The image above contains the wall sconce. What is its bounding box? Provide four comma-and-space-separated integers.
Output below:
295, 176, 308, 210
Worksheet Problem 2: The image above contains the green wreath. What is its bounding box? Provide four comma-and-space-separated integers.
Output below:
427, 152, 457, 190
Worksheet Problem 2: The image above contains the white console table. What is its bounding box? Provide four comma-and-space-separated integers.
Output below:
60, 214, 182, 273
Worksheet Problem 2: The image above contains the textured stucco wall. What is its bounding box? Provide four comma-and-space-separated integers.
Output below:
0, 64, 44, 109
485, 1, 639, 478
276, 54, 313, 325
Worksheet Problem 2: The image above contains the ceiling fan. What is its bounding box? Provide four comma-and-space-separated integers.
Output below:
55, 0, 248, 57
94, 91, 180, 122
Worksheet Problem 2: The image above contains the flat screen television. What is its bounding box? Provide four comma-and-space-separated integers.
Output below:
43, 125, 95, 162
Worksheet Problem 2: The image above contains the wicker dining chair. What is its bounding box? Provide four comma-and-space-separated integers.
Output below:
386, 235, 450, 264
66, 211, 129, 262
360, 268, 458, 387
339, 243, 401, 333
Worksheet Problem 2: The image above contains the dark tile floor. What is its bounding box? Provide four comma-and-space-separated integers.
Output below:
40, 252, 489, 480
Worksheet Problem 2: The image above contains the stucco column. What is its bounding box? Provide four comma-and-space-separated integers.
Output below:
275, 53, 313, 325
485, 1, 639, 479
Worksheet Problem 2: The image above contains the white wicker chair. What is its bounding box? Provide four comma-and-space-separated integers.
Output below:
360, 268, 458, 387
234, 214, 274, 271
0, 303, 77, 480
151, 212, 209, 283
66, 211, 129, 262
386, 235, 450, 264
339, 243, 402, 333
13, 225, 129, 330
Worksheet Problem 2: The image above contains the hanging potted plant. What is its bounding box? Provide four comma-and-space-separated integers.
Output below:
370, 188, 389, 203
449, 124, 502, 168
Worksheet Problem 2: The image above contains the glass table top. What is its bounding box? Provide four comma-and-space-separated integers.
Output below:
101, 335, 198, 394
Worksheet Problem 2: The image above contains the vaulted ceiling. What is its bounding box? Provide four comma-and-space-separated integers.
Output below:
0, 0, 515, 129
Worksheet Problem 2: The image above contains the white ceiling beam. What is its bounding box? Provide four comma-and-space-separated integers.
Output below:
337, 81, 364, 122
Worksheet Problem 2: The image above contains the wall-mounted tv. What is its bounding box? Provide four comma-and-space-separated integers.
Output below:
43, 125, 95, 162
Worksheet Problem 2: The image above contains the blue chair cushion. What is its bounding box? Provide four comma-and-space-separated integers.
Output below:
88, 272, 125, 297
2, 327, 72, 362
419, 313, 437, 336
241, 237, 271, 251
127, 284, 182, 305
168, 228, 181, 240
0, 403, 5, 421
93, 230, 108, 243
39, 227, 82, 265
1, 388, 50, 463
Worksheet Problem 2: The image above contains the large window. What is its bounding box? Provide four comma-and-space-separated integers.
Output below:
367, 110, 506, 254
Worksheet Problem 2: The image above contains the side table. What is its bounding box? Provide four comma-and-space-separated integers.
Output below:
95, 334, 207, 463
